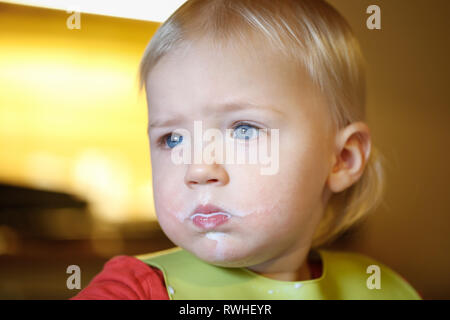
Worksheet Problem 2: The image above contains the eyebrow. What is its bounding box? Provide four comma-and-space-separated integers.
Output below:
148, 101, 284, 131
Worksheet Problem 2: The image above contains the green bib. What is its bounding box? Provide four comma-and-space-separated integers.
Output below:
135, 247, 421, 300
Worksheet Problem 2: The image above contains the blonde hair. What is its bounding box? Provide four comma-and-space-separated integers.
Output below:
138, 0, 385, 248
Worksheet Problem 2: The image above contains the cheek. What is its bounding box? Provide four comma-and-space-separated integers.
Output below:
280, 132, 330, 195
228, 172, 296, 230
226, 158, 309, 218
238, 151, 326, 231
152, 187, 193, 248
152, 167, 188, 225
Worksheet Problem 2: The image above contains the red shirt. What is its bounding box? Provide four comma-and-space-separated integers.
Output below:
70, 256, 170, 300
70, 255, 323, 300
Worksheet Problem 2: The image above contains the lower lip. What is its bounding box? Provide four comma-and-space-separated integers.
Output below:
191, 212, 231, 230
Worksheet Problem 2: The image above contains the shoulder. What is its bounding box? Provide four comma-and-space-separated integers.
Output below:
70, 255, 169, 300
319, 249, 422, 299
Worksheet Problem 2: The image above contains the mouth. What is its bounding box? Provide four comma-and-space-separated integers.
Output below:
190, 203, 231, 230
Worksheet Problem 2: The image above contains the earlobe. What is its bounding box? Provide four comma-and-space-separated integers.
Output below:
327, 122, 371, 193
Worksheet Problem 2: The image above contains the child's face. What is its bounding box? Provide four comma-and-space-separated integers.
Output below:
145, 39, 335, 268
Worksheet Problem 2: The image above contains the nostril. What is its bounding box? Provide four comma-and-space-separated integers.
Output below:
207, 179, 219, 184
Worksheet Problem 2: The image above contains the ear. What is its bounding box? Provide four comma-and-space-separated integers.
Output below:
327, 122, 372, 193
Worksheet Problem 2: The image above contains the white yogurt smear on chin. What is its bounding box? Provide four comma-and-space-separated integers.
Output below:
205, 231, 229, 260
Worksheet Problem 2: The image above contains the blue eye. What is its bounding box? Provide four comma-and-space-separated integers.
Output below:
233, 123, 259, 140
164, 133, 183, 148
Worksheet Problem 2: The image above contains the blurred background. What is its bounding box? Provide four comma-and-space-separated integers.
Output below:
0, 0, 449, 299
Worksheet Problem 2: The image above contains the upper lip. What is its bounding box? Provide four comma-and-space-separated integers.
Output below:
190, 204, 229, 217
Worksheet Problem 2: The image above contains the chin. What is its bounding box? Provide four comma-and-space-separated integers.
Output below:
197, 255, 246, 268
195, 247, 258, 268
175, 234, 259, 267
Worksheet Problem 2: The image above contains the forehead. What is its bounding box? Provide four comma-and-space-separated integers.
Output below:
145, 38, 325, 121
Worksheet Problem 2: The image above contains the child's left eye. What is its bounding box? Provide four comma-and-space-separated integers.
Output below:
232, 122, 260, 140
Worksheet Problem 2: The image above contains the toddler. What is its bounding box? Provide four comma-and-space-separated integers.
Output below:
71, 0, 421, 300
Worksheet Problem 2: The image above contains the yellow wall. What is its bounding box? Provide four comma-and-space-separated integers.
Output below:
0, 3, 159, 222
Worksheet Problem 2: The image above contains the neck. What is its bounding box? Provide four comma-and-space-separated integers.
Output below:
246, 245, 312, 282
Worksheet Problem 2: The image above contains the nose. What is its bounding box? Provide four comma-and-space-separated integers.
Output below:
184, 162, 229, 188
